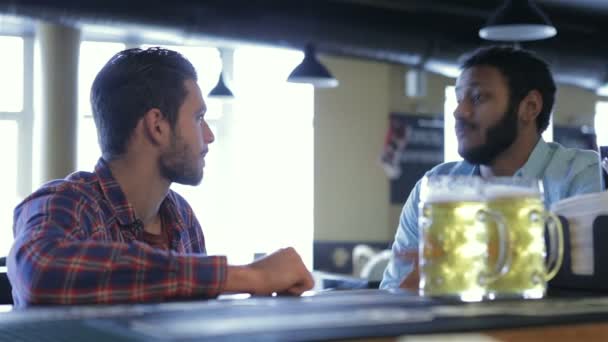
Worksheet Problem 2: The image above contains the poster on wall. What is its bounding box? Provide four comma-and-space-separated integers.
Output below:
381, 113, 444, 204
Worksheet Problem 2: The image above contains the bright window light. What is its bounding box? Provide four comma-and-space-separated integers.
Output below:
77, 41, 126, 171
173, 46, 314, 269
444, 85, 461, 163
233, 46, 313, 267
0, 35, 26, 257
542, 117, 553, 142
0, 36, 24, 112
596, 101, 608, 147
78, 41, 126, 116
0, 120, 19, 256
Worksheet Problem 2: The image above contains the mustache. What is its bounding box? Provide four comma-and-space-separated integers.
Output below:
455, 119, 478, 131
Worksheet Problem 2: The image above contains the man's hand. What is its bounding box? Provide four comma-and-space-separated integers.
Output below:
397, 249, 420, 290
225, 247, 314, 296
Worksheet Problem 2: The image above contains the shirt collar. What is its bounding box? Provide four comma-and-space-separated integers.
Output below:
514, 138, 551, 179
94, 158, 138, 226
94, 158, 185, 234
471, 164, 482, 176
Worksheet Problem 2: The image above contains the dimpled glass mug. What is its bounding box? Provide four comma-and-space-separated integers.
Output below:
483, 177, 564, 299
418, 176, 510, 302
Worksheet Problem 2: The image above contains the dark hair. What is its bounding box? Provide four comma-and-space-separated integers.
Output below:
459, 46, 556, 134
90, 47, 197, 159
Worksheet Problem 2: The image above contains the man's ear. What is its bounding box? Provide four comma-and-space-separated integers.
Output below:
518, 89, 543, 126
142, 108, 171, 146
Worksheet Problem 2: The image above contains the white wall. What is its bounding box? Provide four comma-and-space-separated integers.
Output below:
314, 56, 391, 242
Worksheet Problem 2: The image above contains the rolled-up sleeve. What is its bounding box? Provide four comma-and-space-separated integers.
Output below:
380, 179, 422, 289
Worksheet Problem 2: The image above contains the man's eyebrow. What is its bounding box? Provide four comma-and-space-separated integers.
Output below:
456, 84, 491, 96
455, 81, 482, 91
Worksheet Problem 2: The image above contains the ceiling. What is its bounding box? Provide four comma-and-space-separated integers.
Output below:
1, 0, 608, 90
542, 0, 608, 13
346, 0, 608, 15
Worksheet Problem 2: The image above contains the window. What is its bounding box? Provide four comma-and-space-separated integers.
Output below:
172, 46, 314, 268
0, 121, 18, 197
0, 121, 19, 256
77, 41, 126, 170
443, 85, 460, 163
0, 35, 33, 257
0, 36, 24, 113
543, 119, 554, 143
596, 102, 608, 147
232, 46, 313, 267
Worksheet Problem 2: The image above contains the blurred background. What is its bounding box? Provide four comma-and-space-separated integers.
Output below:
0, 0, 607, 282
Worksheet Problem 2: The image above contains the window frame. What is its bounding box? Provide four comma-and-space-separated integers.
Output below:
0, 34, 35, 199
0, 33, 34, 257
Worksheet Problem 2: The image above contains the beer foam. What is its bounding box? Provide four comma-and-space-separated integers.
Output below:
484, 185, 539, 200
424, 190, 484, 203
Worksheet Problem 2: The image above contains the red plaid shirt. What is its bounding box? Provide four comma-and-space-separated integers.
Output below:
8, 158, 227, 307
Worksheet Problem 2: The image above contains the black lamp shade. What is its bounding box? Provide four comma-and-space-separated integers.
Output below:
208, 72, 234, 98
479, 0, 557, 41
287, 45, 338, 88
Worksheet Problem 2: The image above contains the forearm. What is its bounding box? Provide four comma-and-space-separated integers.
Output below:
223, 248, 314, 296
8, 237, 227, 306
381, 182, 421, 289
224, 265, 260, 294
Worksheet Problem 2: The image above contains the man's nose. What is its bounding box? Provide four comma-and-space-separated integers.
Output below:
454, 100, 472, 120
204, 123, 215, 144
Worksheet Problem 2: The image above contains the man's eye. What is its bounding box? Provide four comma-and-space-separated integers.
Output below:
472, 94, 485, 103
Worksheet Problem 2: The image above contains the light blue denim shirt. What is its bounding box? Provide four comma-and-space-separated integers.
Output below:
380, 138, 604, 289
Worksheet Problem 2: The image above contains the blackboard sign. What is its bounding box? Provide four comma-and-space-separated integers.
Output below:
384, 113, 444, 204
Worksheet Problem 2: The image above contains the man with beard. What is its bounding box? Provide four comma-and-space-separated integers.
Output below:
381, 46, 603, 290
8, 47, 313, 307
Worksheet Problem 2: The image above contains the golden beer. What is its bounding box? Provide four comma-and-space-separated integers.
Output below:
418, 176, 509, 302
484, 182, 564, 299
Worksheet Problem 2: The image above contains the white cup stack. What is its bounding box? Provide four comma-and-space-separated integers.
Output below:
551, 191, 608, 276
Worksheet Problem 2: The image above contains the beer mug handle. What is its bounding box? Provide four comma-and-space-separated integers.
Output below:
478, 209, 510, 284
543, 211, 565, 281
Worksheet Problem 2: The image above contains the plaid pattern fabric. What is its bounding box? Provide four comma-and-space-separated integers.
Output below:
8, 158, 226, 307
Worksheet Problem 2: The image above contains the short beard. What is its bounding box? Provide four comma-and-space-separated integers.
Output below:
159, 131, 203, 186
459, 102, 519, 165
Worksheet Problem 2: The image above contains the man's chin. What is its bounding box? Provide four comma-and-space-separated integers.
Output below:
186, 175, 204, 186
173, 172, 204, 186
459, 145, 491, 165
457, 145, 474, 160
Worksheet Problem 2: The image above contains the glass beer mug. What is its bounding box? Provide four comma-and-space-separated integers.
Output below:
418, 176, 510, 302
483, 177, 564, 299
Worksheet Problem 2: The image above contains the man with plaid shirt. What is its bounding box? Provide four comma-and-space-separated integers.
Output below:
8, 47, 313, 307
